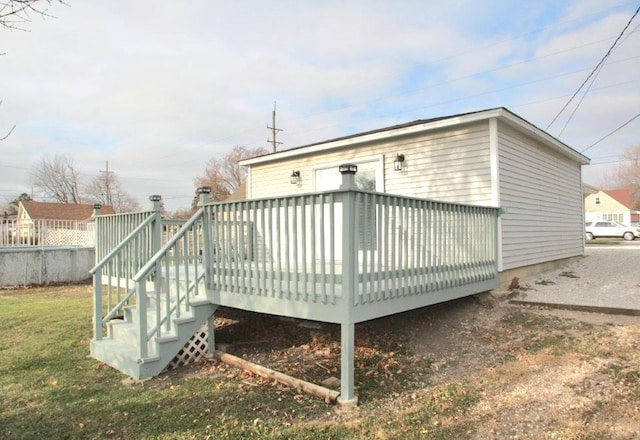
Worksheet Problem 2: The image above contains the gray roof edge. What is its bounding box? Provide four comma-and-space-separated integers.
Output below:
240, 107, 590, 166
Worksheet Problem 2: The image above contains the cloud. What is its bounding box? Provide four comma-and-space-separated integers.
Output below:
1, 0, 639, 209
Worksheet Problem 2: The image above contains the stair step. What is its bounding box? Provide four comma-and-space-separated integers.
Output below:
93, 299, 218, 380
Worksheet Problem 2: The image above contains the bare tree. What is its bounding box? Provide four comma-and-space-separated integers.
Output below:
0, 0, 66, 31
32, 153, 82, 203
166, 207, 196, 220
0, 100, 15, 141
85, 172, 141, 213
194, 146, 268, 202
606, 144, 640, 209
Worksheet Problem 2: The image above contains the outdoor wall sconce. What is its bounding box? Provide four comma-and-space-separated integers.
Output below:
196, 186, 211, 194
290, 170, 301, 185
394, 154, 405, 171
149, 194, 162, 202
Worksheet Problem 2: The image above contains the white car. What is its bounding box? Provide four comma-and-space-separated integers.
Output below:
585, 221, 639, 241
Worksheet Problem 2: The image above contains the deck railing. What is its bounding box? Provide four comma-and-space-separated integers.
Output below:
92, 181, 500, 387
91, 211, 163, 341
91, 196, 206, 358
205, 189, 499, 323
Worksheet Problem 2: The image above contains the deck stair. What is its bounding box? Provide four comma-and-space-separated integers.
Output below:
91, 290, 216, 379
90, 197, 215, 379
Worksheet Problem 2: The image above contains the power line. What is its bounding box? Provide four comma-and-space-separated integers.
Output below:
546, 4, 640, 131
581, 111, 640, 153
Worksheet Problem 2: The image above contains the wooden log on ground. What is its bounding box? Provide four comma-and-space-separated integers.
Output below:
207, 350, 340, 404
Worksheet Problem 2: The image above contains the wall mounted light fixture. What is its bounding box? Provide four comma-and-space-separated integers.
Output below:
290, 170, 301, 185
393, 154, 405, 171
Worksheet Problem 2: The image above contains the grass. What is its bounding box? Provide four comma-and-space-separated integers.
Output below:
2, 286, 638, 439
0, 285, 477, 440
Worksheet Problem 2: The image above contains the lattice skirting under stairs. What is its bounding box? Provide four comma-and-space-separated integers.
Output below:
163, 322, 210, 372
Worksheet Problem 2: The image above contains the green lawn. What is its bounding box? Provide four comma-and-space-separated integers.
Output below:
1, 285, 638, 439
0, 285, 453, 439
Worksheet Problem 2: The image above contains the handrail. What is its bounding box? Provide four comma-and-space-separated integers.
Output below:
132, 208, 204, 282
145, 271, 206, 339
90, 213, 158, 274
101, 287, 136, 324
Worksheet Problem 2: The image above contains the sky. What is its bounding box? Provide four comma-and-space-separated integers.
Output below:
1, 0, 639, 212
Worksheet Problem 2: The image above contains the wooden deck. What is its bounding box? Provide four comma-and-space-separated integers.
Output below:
91, 178, 500, 405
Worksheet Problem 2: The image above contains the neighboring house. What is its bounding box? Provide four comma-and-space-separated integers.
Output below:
584, 188, 640, 227
16, 201, 115, 245
240, 107, 590, 276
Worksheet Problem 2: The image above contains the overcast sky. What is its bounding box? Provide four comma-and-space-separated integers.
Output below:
1, 0, 639, 211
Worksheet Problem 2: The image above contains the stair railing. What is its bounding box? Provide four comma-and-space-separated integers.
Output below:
130, 189, 212, 360
91, 211, 162, 342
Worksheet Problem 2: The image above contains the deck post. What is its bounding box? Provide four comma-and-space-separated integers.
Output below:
197, 186, 216, 354
92, 203, 102, 341
149, 195, 163, 256
338, 164, 359, 408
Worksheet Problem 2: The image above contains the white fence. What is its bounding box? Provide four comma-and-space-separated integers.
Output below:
0, 219, 96, 247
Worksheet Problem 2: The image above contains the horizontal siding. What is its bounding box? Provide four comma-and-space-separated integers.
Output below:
250, 122, 493, 206
498, 123, 584, 270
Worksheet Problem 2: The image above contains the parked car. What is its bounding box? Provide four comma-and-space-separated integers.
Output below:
585, 221, 640, 241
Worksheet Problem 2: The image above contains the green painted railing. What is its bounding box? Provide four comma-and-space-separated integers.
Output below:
203, 190, 499, 323
129, 208, 208, 360
91, 210, 162, 342
92, 178, 499, 403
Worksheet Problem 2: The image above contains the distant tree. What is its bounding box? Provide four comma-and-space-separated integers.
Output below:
6, 192, 31, 214
0, 0, 66, 31
166, 207, 196, 220
32, 154, 82, 203
605, 144, 640, 209
194, 146, 267, 202
85, 172, 141, 213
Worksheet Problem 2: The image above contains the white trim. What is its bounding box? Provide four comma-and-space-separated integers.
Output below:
489, 118, 500, 208
489, 117, 503, 272
246, 168, 253, 199
240, 108, 590, 167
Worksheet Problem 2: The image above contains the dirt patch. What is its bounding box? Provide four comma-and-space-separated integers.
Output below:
191, 296, 640, 438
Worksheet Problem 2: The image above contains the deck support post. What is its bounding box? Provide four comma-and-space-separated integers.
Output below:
338, 322, 357, 407
206, 316, 216, 354
337, 164, 359, 408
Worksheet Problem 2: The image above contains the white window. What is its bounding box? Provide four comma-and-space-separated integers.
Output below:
312, 156, 384, 192
595, 197, 600, 205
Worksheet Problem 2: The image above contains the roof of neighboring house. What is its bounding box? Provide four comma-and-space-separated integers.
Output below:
20, 201, 116, 221
604, 188, 633, 208
240, 107, 591, 167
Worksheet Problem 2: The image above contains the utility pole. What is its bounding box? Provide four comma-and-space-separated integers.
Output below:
267, 101, 283, 153
100, 160, 114, 206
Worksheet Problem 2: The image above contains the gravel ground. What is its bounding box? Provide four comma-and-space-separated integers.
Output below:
513, 245, 640, 311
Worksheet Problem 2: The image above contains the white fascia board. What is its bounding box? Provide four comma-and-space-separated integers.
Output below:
240, 110, 503, 167
240, 108, 590, 166
497, 110, 591, 165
